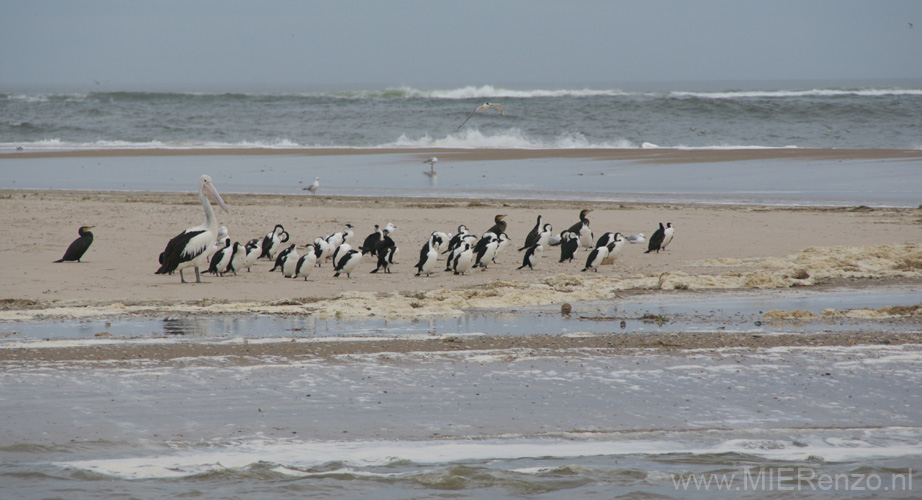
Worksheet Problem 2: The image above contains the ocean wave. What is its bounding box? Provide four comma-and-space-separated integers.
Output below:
55, 427, 922, 480
670, 88, 922, 99
1, 130, 640, 152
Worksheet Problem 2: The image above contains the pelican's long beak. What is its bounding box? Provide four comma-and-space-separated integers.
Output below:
206, 181, 229, 212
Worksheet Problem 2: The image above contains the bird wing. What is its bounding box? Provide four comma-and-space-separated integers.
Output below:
489, 103, 505, 116
457, 105, 481, 130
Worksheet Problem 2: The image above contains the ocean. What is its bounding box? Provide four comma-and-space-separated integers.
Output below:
3, 80, 922, 151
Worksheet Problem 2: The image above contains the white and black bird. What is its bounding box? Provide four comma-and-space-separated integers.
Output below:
260, 224, 289, 260
536, 223, 553, 249
444, 225, 470, 255
370, 229, 397, 273
519, 215, 543, 251
661, 223, 675, 251
558, 231, 580, 263
360, 224, 382, 256
327, 223, 355, 253
332, 242, 353, 268
207, 237, 233, 275
517, 243, 543, 270
646, 223, 669, 254
445, 233, 477, 271
603, 232, 626, 264
227, 242, 245, 275
155, 175, 230, 283
54, 225, 95, 263
457, 102, 505, 130
578, 220, 594, 251
582, 242, 614, 272
294, 245, 317, 280
243, 238, 262, 271
474, 232, 499, 269
595, 232, 616, 249
415, 233, 440, 277
271, 244, 297, 272
205, 226, 229, 263
333, 249, 362, 278
303, 176, 320, 195
452, 241, 475, 275
313, 237, 332, 266
281, 245, 300, 278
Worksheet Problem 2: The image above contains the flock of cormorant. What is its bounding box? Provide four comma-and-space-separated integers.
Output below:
55, 175, 676, 283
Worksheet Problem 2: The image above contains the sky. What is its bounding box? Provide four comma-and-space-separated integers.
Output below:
1, 0, 920, 89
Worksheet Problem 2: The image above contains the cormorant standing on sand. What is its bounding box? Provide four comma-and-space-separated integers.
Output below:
54, 225, 95, 262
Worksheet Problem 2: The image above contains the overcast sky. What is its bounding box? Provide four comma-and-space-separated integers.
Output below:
2, 0, 920, 89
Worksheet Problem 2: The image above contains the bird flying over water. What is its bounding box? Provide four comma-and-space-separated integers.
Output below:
54, 225, 95, 263
457, 102, 505, 129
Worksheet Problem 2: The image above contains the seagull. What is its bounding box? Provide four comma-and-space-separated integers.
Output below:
457, 102, 505, 129
627, 233, 645, 244
423, 157, 438, 175
303, 176, 320, 195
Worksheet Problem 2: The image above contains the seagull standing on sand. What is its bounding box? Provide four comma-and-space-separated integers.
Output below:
457, 102, 505, 129
304, 176, 320, 195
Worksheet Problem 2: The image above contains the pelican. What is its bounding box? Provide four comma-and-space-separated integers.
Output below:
304, 176, 320, 195
54, 225, 94, 263
457, 102, 505, 129
155, 175, 229, 283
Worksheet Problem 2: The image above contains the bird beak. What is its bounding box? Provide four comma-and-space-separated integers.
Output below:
205, 181, 229, 212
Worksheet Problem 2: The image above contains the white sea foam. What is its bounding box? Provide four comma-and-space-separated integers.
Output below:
56, 427, 922, 480
670, 88, 922, 99
386, 128, 636, 149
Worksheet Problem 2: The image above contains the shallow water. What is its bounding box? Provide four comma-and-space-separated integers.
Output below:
2, 153, 921, 206
1, 286, 918, 345
2, 288, 920, 499
2, 343, 921, 499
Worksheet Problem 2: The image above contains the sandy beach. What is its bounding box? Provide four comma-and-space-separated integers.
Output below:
1, 147, 920, 365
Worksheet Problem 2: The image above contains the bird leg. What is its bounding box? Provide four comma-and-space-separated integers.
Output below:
194, 267, 202, 283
